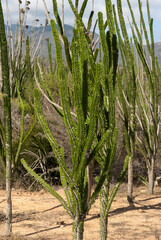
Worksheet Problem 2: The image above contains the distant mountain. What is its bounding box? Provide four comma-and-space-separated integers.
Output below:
6, 24, 99, 59
5, 24, 161, 65
154, 42, 161, 65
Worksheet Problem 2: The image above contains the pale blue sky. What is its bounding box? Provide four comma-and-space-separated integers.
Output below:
1, 0, 161, 43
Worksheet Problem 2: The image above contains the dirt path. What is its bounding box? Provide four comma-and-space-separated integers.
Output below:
0, 184, 161, 240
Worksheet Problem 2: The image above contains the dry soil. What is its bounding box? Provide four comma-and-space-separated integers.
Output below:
0, 184, 161, 240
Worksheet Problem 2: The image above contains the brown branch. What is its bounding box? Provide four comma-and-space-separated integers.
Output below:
35, 62, 77, 118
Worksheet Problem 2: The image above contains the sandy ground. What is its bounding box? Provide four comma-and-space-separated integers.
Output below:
0, 184, 161, 240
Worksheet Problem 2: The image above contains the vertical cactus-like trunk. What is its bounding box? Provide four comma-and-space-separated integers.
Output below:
113, 0, 136, 203
0, 0, 12, 235
148, 159, 154, 195
97, 3, 129, 239
23, 2, 117, 240
72, 217, 84, 240
127, 0, 160, 195
100, 179, 109, 240
127, 155, 133, 200
46, 38, 54, 75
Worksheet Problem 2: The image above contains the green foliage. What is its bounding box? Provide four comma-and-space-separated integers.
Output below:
46, 38, 54, 75
0, 0, 12, 234
92, 4, 130, 239
79, 0, 88, 18
21, 2, 124, 239
113, 0, 137, 202
87, 11, 94, 33
0, 2, 12, 162
0, 0, 37, 182
23, 37, 35, 103
127, 0, 160, 194
21, 158, 71, 214
3, 0, 159, 239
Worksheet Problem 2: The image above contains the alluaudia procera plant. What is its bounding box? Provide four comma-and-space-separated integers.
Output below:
22, 1, 130, 239
0, 1, 36, 235
21, 12, 112, 240
97, 2, 129, 239
127, 0, 160, 195
113, 0, 137, 204
0, 0, 12, 235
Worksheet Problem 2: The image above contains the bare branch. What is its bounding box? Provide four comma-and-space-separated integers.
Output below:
136, 113, 144, 131
122, 89, 130, 107
41, 0, 51, 22
35, 63, 77, 118
92, 36, 100, 52
41, 0, 64, 45
117, 98, 124, 121
31, 21, 47, 62
62, 0, 65, 35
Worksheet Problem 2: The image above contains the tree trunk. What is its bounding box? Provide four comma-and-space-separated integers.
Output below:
127, 156, 133, 203
100, 179, 109, 240
6, 156, 12, 235
62, 0, 65, 34
100, 210, 108, 240
100, 213, 108, 240
72, 217, 84, 240
0, 1, 13, 235
148, 158, 154, 195
4, 41, 13, 236
87, 161, 93, 203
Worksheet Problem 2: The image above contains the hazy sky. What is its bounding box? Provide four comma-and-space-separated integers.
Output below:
1, 0, 161, 42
